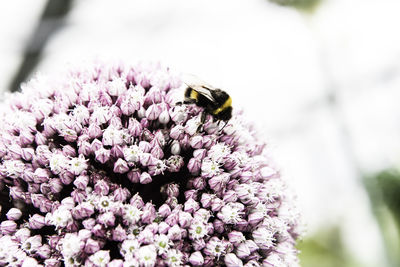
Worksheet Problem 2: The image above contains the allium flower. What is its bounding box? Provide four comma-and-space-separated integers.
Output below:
0, 61, 301, 266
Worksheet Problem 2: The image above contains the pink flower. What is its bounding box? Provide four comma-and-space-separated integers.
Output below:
0, 61, 300, 266
0, 220, 17, 235
6, 208, 22, 221
224, 253, 243, 267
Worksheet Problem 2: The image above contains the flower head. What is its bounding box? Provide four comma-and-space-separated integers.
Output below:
0, 61, 300, 266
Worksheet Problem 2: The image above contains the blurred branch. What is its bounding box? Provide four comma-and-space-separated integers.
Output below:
9, 0, 73, 92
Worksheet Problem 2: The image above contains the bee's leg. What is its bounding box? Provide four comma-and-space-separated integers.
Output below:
200, 111, 206, 124
183, 99, 196, 104
175, 99, 196, 106
219, 120, 229, 133
196, 112, 206, 132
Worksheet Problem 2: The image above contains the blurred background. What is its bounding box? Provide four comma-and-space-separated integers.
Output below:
1, 0, 400, 266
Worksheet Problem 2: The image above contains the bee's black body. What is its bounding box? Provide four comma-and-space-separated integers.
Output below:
183, 84, 232, 122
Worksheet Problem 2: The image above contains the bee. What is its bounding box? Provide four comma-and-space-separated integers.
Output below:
181, 75, 232, 130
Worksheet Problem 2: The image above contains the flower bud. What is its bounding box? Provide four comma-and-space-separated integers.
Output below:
127, 169, 141, 183
71, 189, 86, 204
158, 109, 170, 124
44, 259, 61, 267
6, 208, 22, 221
192, 238, 206, 250
130, 193, 144, 208
110, 145, 124, 158
48, 235, 61, 250
213, 219, 225, 234
21, 148, 35, 161
224, 253, 243, 267
37, 244, 51, 259
114, 158, 129, 174
168, 224, 182, 241
94, 180, 110, 195
128, 118, 142, 136
165, 211, 179, 226
35, 132, 47, 145
146, 104, 162, 120
73, 175, 89, 190
112, 224, 127, 242
40, 199, 53, 213
113, 187, 131, 202
137, 228, 155, 245
78, 229, 92, 241
60, 171, 75, 185
184, 189, 198, 200
0, 220, 17, 234
29, 214, 46, 229
228, 231, 245, 246
191, 177, 206, 190
149, 141, 162, 156
184, 198, 200, 213
28, 183, 40, 193
248, 211, 264, 227
202, 135, 215, 149
85, 238, 101, 254
169, 125, 185, 140
20, 130, 35, 146
33, 168, 50, 183
15, 227, 31, 242
189, 251, 204, 266
193, 149, 207, 159
211, 198, 224, 212
83, 218, 96, 230
91, 138, 103, 152
158, 221, 170, 234
72, 202, 94, 220
140, 172, 152, 184
108, 259, 124, 267
158, 204, 171, 218
141, 203, 156, 224
95, 148, 110, 164
245, 240, 259, 253
236, 242, 251, 259
139, 152, 154, 166
62, 145, 76, 157
187, 157, 201, 174
88, 124, 102, 139
236, 219, 249, 232
178, 212, 193, 228
78, 141, 92, 156
97, 212, 115, 227
223, 190, 238, 203
40, 183, 51, 195
166, 142, 180, 158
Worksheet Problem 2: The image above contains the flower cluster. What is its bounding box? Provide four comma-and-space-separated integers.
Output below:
0, 62, 301, 266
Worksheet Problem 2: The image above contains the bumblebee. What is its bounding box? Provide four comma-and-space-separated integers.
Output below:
182, 77, 232, 127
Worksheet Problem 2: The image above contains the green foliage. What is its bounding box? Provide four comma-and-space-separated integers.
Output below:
364, 169, 400, 267
297, 227, 359, 267
269, 0, 322, 12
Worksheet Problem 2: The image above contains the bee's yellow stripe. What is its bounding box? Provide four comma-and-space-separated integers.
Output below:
213, 97, 232, 115
190, 89, 198, 100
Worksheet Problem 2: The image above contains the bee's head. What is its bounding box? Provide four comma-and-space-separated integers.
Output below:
216, 106, 232, 121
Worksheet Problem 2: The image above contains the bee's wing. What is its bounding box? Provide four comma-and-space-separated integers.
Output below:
182, 73, 216, 102
190, 85, 216, 102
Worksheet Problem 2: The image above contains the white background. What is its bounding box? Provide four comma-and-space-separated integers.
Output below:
1, 0, 400, 266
